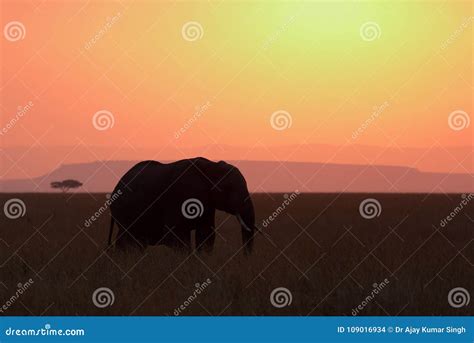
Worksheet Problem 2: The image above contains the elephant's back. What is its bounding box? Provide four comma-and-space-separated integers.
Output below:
114, 161, 165, 193
121, 160, 161, 180
110, 158, 208, 213
111, 161, 165, 210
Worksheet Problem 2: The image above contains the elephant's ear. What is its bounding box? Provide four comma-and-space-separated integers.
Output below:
209, 160, 235, 194
193, 158, 230, 189
213, 161, 231, 185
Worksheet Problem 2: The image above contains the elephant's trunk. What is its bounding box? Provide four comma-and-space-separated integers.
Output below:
237, 197, 255, 255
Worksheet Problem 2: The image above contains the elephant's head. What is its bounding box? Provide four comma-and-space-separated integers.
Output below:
208, 161, 255, 254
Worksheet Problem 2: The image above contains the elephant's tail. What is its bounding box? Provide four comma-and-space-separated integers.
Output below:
108, 216, 115, 246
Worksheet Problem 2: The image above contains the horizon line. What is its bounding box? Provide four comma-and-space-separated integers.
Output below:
1, 143, 473, 150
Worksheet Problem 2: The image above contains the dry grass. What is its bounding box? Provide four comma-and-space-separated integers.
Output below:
0, 193, 472, 316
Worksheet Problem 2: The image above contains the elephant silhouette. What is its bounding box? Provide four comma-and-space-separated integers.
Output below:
108, 157, 255, 254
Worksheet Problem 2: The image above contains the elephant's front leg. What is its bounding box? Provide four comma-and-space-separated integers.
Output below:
196, 209, 215, 253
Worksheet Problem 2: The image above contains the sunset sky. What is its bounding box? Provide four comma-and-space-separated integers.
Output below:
0, 0, 472, 178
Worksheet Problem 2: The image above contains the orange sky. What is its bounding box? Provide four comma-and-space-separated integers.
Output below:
0, 0, 472, 178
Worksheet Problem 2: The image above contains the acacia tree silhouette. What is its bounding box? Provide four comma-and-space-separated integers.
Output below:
50, 179, 83, 192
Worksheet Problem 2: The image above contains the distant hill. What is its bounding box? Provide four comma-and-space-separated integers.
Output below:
0, 160, 472, 193
1, 144, 472, 180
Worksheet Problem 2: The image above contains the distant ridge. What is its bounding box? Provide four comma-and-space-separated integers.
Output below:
0, 160, 472, 193
0, 144, 472, 179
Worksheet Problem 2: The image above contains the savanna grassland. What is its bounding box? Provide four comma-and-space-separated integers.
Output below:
0, 193, 472, 316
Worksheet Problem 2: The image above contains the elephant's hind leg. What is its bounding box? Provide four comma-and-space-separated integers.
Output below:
167, 227, 192, 254
196, 225, 215, 253
115, 229, 146, 254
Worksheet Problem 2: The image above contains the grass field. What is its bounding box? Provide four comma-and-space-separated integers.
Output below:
0, 193, 472, 316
